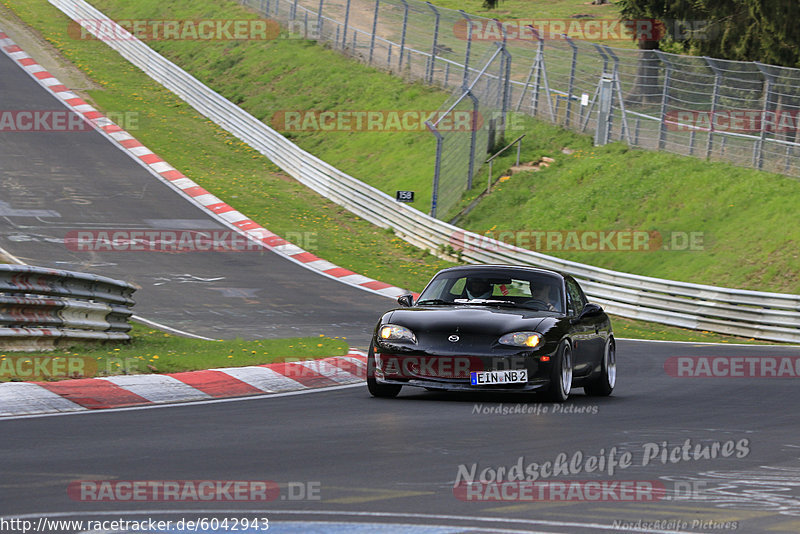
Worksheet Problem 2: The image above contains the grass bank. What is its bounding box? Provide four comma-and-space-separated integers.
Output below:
0, 323, 349, 382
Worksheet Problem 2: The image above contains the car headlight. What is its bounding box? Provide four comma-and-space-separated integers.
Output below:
499, 331, 542, 348
378, 324, 417, 343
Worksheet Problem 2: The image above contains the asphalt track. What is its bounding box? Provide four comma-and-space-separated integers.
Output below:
3, 340, 800, 533
2, 19, 800, 534
0, 47, 394, 345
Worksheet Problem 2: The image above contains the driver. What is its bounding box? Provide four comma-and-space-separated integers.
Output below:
532, 284, 558, 311
465, 278, 493, 299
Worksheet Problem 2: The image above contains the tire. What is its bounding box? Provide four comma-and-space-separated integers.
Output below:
366, 342, 402, 398
584, 338, 616, 397
545, 340, 573, 402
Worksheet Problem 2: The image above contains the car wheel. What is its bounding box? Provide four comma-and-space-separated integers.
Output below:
366, 342, 402, 398
584, 337, 616, 397
546, 340, 573, 402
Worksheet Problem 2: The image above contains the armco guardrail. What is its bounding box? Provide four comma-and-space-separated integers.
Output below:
0, 265, 136, 350
48, 0, 800, 343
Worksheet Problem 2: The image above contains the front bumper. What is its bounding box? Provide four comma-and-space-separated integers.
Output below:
371, 347, 556, 391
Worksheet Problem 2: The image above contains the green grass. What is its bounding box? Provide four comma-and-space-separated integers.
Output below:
0, 323, 349, 382
2, 0, 794, 346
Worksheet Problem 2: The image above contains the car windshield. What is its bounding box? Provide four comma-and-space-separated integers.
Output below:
417, 270, 564, 313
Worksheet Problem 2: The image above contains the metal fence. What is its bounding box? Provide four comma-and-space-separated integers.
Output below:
240, 0, 800, 218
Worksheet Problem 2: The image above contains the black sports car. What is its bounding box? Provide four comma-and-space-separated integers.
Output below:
367, 265, 615, 401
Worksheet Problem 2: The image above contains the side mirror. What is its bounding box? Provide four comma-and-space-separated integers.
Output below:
397, 294, 414, 307
579, 303, 603, 319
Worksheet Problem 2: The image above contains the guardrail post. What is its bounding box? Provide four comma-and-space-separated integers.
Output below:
426, 2, 441, 85
459, 10, 472, 89
398, 0, 409, 71
368, 0, 379, 64
426, 121, 444, 218
342, 0, 351, 49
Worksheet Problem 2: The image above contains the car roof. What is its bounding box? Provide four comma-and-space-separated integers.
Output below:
433, 264, 569, 281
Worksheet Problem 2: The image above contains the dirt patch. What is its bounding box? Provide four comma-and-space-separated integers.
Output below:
0, 4, 100, 97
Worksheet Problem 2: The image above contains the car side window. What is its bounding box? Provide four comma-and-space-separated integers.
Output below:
565, 279, 585, 316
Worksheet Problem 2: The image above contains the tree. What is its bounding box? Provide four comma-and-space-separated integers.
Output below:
482, 0, 502, 9
617, 0, 800, 67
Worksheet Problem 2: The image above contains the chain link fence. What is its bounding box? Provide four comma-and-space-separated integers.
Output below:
240, 0, 800, 218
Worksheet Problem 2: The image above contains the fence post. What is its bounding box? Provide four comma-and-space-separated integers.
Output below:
426, 121, 443, 218
291, 0, 298, 21
496, 19, 511, 137
426, 2, 440, 84
317, 0, 325, 39
459, 10, 472, 89
604, 46, 632, 145
342, 0, 351, 49
516, 26, 541, 112
755, 62, 775, 171
564, 35, 578, 128
656, 51, 672, 150
500, 43, 511, 138
594, 75, 613, 146
466, 90, 479, 189
399, 0, 409, 71
592, 44, 614, 139
369, 0, 379, 65
704, 57, 721, 159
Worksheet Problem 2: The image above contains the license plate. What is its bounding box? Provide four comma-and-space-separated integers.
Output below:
470, 369, 528, 385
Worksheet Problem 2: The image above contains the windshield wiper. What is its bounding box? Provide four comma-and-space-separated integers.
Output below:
416, 299, 452, 305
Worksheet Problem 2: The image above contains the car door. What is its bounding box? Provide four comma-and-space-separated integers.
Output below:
565, 277, 599, 376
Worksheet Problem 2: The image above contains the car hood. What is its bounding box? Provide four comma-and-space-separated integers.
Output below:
386, 305, 548, 336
